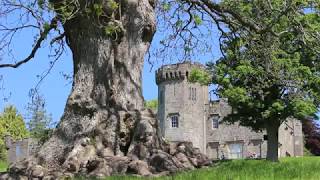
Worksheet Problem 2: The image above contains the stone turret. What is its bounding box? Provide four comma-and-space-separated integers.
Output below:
156, 62, 208, 153
155, 62, 204, 84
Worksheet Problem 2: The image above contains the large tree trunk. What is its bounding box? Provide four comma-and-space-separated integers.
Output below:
266, 121, 280, 162
37, 0, 155, 167
3, 1, 211, 179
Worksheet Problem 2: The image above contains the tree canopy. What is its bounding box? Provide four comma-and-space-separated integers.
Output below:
210, 0, 320, 128
144, 99, 158, 112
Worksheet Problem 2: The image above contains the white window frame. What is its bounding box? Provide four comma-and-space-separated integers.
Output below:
170, 114, 179, 128
228, 142, 244, 159
211, 114, 219, 129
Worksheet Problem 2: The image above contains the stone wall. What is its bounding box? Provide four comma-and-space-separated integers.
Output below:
206, 100, 304, 159
206, 100, 266, 159
278, 119, 304, 157
4, 136, 39, 164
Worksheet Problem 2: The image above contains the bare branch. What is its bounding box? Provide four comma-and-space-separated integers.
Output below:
0, 18, 58, 68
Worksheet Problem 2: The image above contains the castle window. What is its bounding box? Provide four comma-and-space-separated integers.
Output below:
192, 88, 197, 101
190, 87, 197, 101
170, 115, 179, 128
211, 114, 219, 129
227, 142, 244, 159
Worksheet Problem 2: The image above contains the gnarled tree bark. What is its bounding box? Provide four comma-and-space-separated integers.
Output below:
38, 0, 155, 167
3, 0, 211, 179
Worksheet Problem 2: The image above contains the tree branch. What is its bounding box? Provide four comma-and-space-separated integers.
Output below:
0, 18, 58, 68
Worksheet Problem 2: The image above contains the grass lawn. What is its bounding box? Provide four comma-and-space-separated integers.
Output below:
1, 157, 319, 179
0, 161, 8, 173
76, 157, 320, 180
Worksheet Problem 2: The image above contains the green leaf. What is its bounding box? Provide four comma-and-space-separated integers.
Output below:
43, 22, 51, 32
162, 3, 171, 11
108, 0, 119, 10
193, 14, 202, 26
93, 3, 103, 17
222, 87, 250, 104
175, 20, 183, 27
292, 99, 317, 119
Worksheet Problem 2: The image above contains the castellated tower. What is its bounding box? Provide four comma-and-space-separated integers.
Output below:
156, 62, 208, 153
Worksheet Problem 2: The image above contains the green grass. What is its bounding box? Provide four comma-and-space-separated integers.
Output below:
0, 161, 8, 172
1, 158, 319, 179
76, 157, 320, 180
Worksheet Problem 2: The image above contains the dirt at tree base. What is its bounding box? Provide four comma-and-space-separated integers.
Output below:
0, 109, 211, 179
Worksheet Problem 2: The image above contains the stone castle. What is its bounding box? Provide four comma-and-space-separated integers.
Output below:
156, 62, 304, 159
4, 62, 304, 164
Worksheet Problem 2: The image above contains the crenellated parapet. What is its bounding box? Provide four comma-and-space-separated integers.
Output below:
155, 61, 205, 85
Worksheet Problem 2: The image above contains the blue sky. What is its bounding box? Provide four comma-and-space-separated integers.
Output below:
0, 26, 221, 124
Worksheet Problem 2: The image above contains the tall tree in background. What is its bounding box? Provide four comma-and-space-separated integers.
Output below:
26, 93, 54, 144
160, 0, 320, 162
208, 1, 320, 162
0, 106, 29, 160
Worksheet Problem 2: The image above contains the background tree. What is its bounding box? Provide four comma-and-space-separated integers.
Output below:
158, 0, 320, 162
302, 118, 320, 155
207, 1, 320, 162
144, 99, 158, 112
26, 92, 54, 144
0, 106, 29, 160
